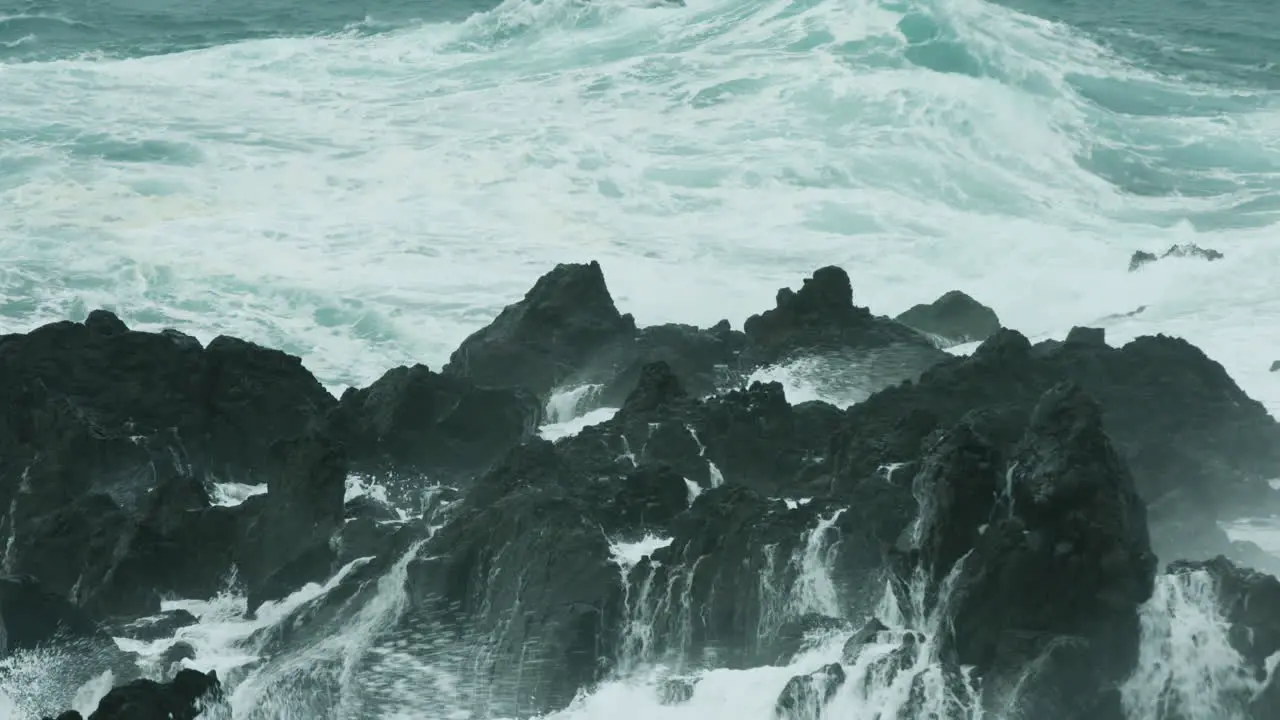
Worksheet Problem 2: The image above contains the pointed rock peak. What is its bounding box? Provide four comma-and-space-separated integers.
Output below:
791, 266, 853, 313
972, 328, 1031, 360
84, 309, 128, 336
895, 290, 1000, 345
1065, 326, 1106, 347
526, 261, 622, 318
622, 361, 688, 414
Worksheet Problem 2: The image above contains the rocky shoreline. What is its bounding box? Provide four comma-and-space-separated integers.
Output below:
3, 261, 1279, 719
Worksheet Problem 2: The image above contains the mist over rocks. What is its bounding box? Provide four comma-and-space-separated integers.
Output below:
9, 259, 1280, 720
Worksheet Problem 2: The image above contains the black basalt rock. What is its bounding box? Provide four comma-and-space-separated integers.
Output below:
1128, 243, 1223, 271
826, 327, 1280, 569
629, 486, 843, 669
594, 320, 746, 407
0, 311, 337, 617
896, 290, 1001, 347
0, 575, 112, 657
238, 430, 348, 613
741, 266, 945, 370
938, 383, 1157, 718
442, 261, 637, 399
1166, 556, 1280, 676
330, 363, 542, 487
775, 663, 846, 720
84, 668, 223, 720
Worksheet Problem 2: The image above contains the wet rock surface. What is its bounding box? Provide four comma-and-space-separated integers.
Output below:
895, 290, 1001, 347
1128, 243, 1224, 271
11, 260, 1280, 719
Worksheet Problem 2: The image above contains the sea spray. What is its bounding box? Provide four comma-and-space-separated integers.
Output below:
1122, 570, 1261, 720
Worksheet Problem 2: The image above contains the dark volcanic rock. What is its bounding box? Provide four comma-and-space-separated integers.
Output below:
741, 266, 946, 371
330, 363, 542, 485
594, 321, 746, 407
0, 311, 336, 616
1270, 360, 1279, 372
0, 575, 112, 657
896, 290, 1001, 347
403, 456, 627, 717
0, 313, 333, 479
841, 617, 889, 663
627, 486, 844, 670
911, 419, 1004, 588
937, 384, 1157, 718
1166, 556, 1280, 676
827, 328, 1280, 566
1128, 243, 1224, 271
237, 431, 348, 612
442, 261, 636, 399
775, 663, 846, 720
440, 263, 747, 410
79, 668, 223, 720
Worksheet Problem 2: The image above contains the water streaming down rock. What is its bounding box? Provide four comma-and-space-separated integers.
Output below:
1122, 569, 1261, 720
6, 262, 1280, 719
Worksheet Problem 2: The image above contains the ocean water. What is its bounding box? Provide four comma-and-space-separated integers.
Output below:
2, 0, 1279, 717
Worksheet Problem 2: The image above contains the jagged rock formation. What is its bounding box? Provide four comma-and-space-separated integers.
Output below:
41, 669, 223, 720
9, 260, 1280, 719
1128, 243, 1224, 271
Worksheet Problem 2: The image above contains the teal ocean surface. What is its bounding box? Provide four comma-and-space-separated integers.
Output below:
1, 0, 1277, 395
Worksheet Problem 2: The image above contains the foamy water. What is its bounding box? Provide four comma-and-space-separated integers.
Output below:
1, 0, 1277, 410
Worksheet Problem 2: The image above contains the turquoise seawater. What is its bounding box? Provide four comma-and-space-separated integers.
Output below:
0, 0, 1277, 408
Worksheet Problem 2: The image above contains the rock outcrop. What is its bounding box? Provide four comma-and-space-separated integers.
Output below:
41, 668, 224, 720
895, 290, 1001, 347
937, 384, 1157, 718
442, 261, 637, 399
4, 260, 1279, 720
741, 266, 946, 371
824, 327, 1280, 566
1128, 243, 1224, 271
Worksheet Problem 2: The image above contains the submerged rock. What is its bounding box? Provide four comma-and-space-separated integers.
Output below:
103, 609, 199, 643
1128, 243, 1224, 271
896, 290, 1001, 347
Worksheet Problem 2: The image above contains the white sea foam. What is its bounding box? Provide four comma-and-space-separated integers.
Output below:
210, 482, 268, 507
0, 0, 1273, 412
540, 406, 619, 440
610, 534, 674, 574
